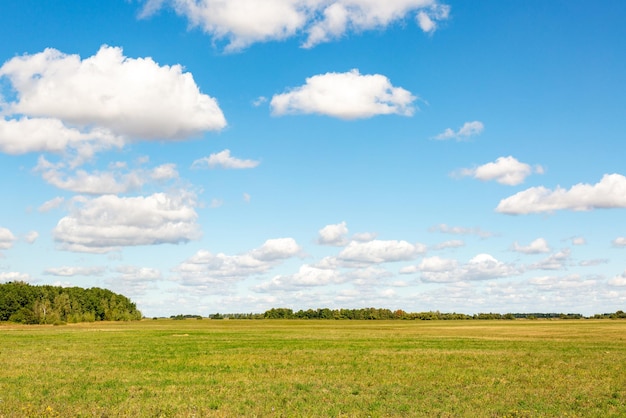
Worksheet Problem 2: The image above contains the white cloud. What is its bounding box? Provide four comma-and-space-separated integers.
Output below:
0, 272, 31, 282
24, 231, 39, 244
612, 237, 626, 247
256, 264, 345, 291
34, 157, 179, 194
419, 253, 518, 283
609, 271, 626, 287
53, 192, 200, 253
571, 237, 586, 246
418, 256, 458, 272
337, 239, 426, 265
433, 121, 483, 141
175, 237, 301, 285
0, 116, 124, 162
497, 173, 626, 214
457, 156, 543, 186
115, 265, 162, 281
270, 69, 415, 119
35, 157, 143, 194
44, 266, 106, 276
151, 164, 179, 181
429, 223, 495, 238
140, 0, 450, 51
243, 193, 251, 203
0, 227, 16, 250
528, 274, 596, 291
317, 221, 349, 246
0, 45, 225, 145
529, 249, 571, 271
433, 239, 464, 250
191, 149, 260, 169
512, 238, 551, 254
39, 197, 65, 212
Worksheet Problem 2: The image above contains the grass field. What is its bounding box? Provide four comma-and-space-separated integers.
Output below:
1, 319, 625, 417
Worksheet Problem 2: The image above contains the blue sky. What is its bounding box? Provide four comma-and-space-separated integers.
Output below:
1, 0, 625, 317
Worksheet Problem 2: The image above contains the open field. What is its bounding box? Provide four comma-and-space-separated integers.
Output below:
1, 319, 625, 417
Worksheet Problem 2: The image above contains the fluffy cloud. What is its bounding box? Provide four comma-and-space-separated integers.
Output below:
512, 238, 551, 254
44, 266, 106, 276
433, 121, 484, 141
496, 173, 626, 214
0, 272, 31, 282
140, 0, 449, 51
433, 239, 464, 250
270, 69, 415, 119
528, 274, 597, 291
0, 45, 225, 153
35, 157, 179, 194
418, 254, 518, 283
191, 149, 260, 169
53, 192, 200, 253
0, 228, 16, 250
0, 116, 124, 158
457, 156, 543, 186
337, 239, 426, 265
39, 197, 65, 212
429, 223, 495, 238
115, 265, 162, 281
317, 221, 349, 246
256, 264, 345, 291
612, 237, 626, 247
175, 238, 301, 285
529, 249, 571, 271
609, 271, 626, 287
23, 231, 39, 244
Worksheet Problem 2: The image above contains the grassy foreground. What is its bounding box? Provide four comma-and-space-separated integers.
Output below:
1, 320, 625, 417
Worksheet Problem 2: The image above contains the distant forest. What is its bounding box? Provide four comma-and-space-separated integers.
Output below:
0, 282, 142, 324
198, 307, 626, 321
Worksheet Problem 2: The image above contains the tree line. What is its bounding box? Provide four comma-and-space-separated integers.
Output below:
0, 281, 142, 324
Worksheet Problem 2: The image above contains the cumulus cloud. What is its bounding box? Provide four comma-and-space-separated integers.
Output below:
512, 238, 551, 254
0, 117, 124, 161
39, 197, 65, 212
115, 265, 162, 281
429, 223, 495, 239
140, 0, 450, 51
317, 221, 349, 246
191, 149, 260, 169
175, 238, 301, 285
528, 274, 597, 291
433, 239, 464, 250
34, 157, 179, 194
529, 249, 571, 271
44, 266, 106, 276
270, 69, 415, 119
337, 239, 426, 265
24, 231, 39, 244
496, 174, 626, 214
256, 264, 345, 291
53, 192, 201, 253
433, 121, 484, 141
0, 272, 31, 282
0, 45, 225, 158
608, 271, 626, 287
456, 156, 543, 186
0, 227, 16, 250
418, 254, 518, 283
612, 237, 626, 247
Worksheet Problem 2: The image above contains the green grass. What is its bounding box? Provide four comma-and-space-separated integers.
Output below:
1, 320, 625, 417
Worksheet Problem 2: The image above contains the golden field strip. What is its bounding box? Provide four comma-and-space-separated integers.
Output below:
1, 319, 625, 417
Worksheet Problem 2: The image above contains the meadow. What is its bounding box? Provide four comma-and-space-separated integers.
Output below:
1, 319, 624, 417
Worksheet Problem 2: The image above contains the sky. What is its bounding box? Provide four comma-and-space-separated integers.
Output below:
1, 0, 625, 317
